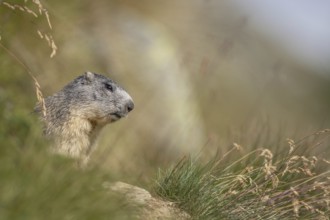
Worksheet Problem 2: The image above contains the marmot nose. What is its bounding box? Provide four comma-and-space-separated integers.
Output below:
126, 100, 134, 112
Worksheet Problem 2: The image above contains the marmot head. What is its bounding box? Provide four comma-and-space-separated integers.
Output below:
63, 71, 134, 124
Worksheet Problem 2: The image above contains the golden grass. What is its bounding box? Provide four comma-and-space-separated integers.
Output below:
1, 0, 58, 117
156, 130, 330, 219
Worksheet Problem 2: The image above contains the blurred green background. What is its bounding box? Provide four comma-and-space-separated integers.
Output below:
1, 0, 330, 188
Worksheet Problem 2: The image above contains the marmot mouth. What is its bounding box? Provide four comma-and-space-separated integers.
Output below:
110, 112, 124, 120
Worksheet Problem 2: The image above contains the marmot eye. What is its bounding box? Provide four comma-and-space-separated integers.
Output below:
105, 83, 113, 92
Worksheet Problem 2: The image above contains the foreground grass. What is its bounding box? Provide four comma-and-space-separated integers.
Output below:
156, 131, 330, 219
0, 150, 135, 220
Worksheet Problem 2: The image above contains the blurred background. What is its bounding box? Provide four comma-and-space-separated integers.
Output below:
1, 0, 330, 184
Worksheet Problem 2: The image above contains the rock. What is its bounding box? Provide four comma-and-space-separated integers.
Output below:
104, 181, 190, 220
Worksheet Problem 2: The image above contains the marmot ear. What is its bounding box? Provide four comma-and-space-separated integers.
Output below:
84, 71, 95, 82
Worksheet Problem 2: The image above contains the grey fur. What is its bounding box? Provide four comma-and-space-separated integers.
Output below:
36, 72, 134, 165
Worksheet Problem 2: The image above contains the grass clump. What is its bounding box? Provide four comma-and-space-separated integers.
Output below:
155, 130, 330, 219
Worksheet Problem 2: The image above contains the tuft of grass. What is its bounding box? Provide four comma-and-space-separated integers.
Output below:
155, 130, 330, 219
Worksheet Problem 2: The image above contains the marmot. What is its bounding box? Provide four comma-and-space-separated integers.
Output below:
36, 72, 134, 165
